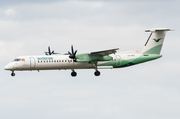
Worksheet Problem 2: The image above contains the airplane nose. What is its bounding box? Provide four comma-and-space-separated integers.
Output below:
4, 64, 13, 70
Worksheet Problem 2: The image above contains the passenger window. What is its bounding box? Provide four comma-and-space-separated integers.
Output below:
41, 61, 42, 63
54, 60, 56, 62
46, 60, 48, 62
57, 60, 58, 62
59, 60, 61, 62
44, 61, 45, 63
62, 60, 64, 62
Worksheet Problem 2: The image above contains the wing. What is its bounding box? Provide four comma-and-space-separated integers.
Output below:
89, 48, 119, 56
76, 48, 119, 62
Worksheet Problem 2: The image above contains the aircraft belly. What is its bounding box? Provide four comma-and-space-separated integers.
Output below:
35, 62, 96, 70
73, 62, 92, 69
35, 62, 73, 70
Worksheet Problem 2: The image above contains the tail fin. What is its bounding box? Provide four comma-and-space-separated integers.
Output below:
142, 28, 173, 54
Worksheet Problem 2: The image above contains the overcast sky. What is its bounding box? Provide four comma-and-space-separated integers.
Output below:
0, 0, 180, 119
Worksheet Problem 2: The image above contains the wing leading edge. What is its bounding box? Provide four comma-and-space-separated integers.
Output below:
76, 48, 119, 62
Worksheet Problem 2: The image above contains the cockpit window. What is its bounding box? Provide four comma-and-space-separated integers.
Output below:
14, 59, 20, 61
20, 59, 25, 61
14, 58, 25, 62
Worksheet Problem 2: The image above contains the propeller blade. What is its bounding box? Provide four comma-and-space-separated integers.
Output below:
71, 45, 74, 54
52, 50, 54, 54
74, 50, 77, 55
45, 52, 48, 55
68, 51, 72, 55
48, 46, 51, 55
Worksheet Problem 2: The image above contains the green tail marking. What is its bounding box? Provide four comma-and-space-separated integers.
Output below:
153, 38, 162, 42
143, 44, 162, 54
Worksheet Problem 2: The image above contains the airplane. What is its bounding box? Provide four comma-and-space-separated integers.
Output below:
4, 28, 173, 77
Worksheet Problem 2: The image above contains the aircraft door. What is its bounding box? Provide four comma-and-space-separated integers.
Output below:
29, 57, 35, 68
116, 55, 121, 66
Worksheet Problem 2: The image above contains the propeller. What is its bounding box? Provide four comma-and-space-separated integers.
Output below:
68, 45, 77, 61
45, 46, 54, 55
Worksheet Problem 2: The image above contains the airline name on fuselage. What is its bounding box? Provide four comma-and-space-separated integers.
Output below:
37, 57, 53, 60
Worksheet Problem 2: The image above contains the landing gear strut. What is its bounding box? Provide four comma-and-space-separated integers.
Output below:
91, 62, 101, 76
11, 71, 15, 77
71, 70, 77, 77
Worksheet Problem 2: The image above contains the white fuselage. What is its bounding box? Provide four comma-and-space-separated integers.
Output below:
4, 54, 119, 71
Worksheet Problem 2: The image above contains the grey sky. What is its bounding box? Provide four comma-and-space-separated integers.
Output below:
0, 1, 180, 119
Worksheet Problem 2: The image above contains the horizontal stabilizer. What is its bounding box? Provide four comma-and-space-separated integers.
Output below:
145, 28, 174, 32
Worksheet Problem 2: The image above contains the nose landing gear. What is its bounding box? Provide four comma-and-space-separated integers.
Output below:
11, 71, 15, 77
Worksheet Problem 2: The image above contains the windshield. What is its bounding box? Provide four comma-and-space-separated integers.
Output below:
14, 58, 25, 62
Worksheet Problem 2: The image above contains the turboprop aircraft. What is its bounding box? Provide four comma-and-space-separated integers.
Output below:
4, 28, 172, 77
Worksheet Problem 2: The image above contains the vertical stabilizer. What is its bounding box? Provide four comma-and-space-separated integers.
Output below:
142, 28, 172, 54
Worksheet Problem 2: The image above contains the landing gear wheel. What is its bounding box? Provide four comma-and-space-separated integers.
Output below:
71, 71, 77, 77
11, 72, 15, 77
94, 71, 100, 76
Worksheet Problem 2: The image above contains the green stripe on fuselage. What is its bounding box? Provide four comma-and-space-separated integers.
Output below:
98, 54, 162, 68
118, 54, 162, 68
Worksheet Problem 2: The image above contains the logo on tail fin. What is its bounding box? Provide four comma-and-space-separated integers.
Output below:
153, 38, 162, 42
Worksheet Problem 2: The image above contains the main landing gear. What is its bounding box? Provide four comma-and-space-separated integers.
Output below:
70, 69, 100, 77
11, 71, 15, 77
92, 62, 101, 76
70, 62, 101, 77
71, 70, 77, 77
94, 70, 100, 76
